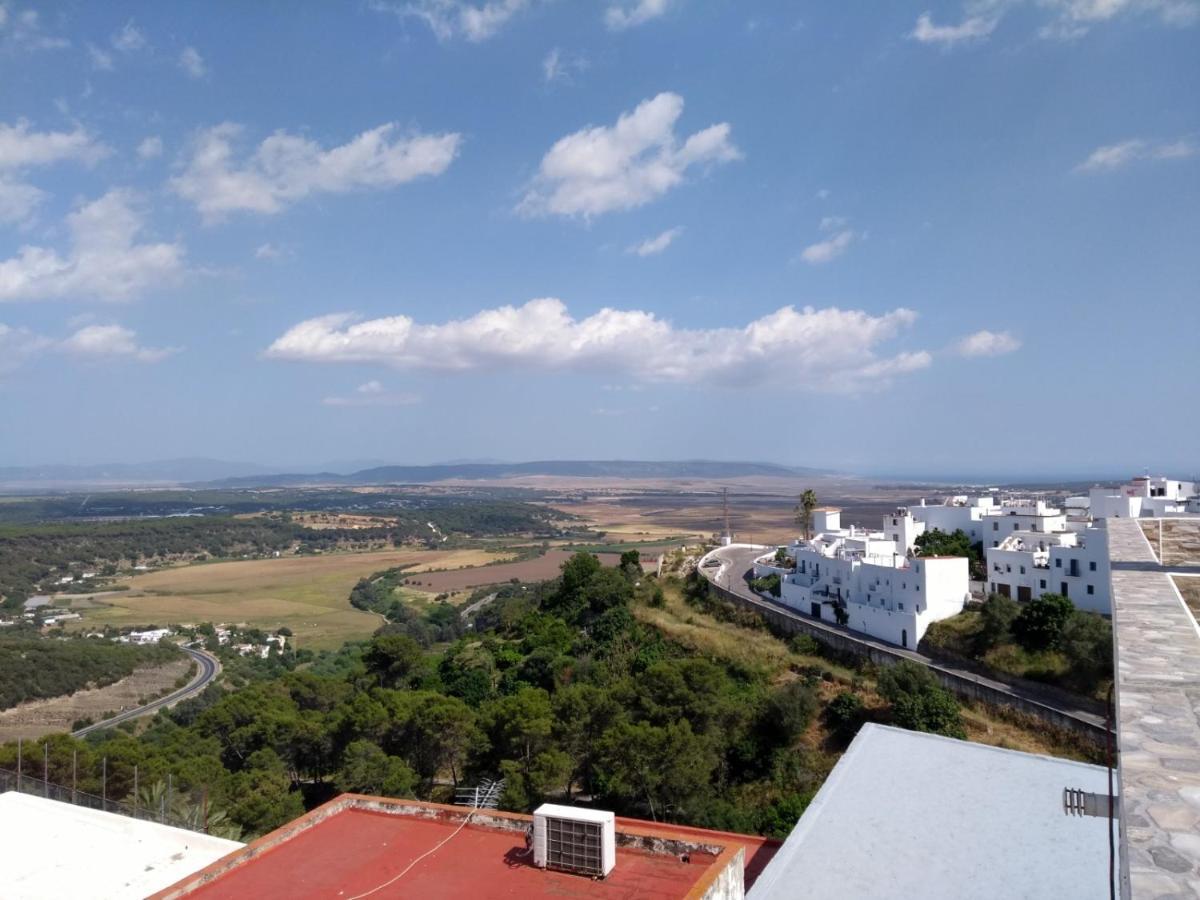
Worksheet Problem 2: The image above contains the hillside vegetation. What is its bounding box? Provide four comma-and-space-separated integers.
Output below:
0, 635, 180, 710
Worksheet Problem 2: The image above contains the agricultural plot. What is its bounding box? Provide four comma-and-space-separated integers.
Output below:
64, 548, 514, 650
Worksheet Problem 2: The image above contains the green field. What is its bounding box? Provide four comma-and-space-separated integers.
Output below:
64, 548, 513, 650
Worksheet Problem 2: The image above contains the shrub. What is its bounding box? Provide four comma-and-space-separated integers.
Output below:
1012, 593, 1074, 652
825, 690, 865, 741
877, 661, 965, 739
975, 593, 1019, 655
750, 574, 782, 597
789, 633, 820, 656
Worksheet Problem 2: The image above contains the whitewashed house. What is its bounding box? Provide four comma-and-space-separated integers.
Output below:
755, 508, 969, 649
1089, 475, 1198, 519
908, 495, 996, 547
985, 525, 1110, 613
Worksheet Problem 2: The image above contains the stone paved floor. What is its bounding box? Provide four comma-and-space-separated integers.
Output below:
1111, 517, 1200, 898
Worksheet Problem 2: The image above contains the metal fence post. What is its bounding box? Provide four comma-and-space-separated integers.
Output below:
133, 765, 139, 817
102, 757, 107, 812
72, 749, 77, 804
43, 742, 48, 798
16, 738, 21, 793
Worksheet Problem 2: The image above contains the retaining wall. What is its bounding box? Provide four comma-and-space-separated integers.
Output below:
704, 579, 1107, 741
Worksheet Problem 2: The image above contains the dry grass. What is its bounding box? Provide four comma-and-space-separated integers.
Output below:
1174, 576, 1200, 620
0, 656, 193, 742
63, 548, 513, 651
1140, 519, 1200, 566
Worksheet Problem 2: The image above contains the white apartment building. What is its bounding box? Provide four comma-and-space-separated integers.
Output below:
985, 524, 1110, 614
979, 499, 1068, 549
755, 508, 969, 649
908, 495, 996, 547
1089, 475, 1198, 519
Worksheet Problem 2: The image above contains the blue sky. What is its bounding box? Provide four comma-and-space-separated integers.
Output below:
0, 0, 1196, 479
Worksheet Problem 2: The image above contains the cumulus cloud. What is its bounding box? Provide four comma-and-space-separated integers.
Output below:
0, 121, 108, 226
323, 380, 422, 407
953, 329, 1021, 357
800, 218, 859, 265
60, 323, 176, 362
87, 43, 114, 70
179, 46, 206, 78
0, 189, 185, 302
518, 92, 740, 218
1074, 137, 1196, 173
171, 122, 462, 221
0, 120, 107, 170
372, 0, 537, 42
266, 298, 932, 392
910, 0, 1199, 45
628, 226, 682, 256
605, 0, 673, 30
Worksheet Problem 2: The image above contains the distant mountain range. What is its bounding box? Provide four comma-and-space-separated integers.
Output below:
0, 458, 829, 491
202, 459, 829, 488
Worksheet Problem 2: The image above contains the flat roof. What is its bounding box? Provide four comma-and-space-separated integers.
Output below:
748, 724, 1116, 900
0, 792, 243, 900
155, 796, 779, 900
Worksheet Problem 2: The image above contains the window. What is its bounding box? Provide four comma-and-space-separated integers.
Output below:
1087, 585, 1095, 595
1020, 566, 1026, 575
990, 582, 995, 592
892, 518, 898, 526
899, 602, 904, 610
1005, 564, 1011, 573
993, 522, 999, 531
1089, 561, 1097, 571
993, 541, 999, 548
1055, 559, 1062, 568
916, 585, 920, 591
1040, 579, 1046, 589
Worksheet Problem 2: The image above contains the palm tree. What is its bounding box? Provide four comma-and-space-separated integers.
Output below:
795, 490, 818, 541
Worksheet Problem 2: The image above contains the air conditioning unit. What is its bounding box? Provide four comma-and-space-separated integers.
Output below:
532, 804, 616, 878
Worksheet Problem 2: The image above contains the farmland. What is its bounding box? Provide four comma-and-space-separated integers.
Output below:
63, 547, 517, 650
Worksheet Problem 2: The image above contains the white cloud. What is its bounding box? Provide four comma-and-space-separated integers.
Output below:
323, 380, 421, 407
0, 120, 107, 170
800, 221, 857, 265
179, 46, 206, 78
172, 122, 461, 221
254, 242, 291, 261
0, 322, 52, 373
628, 226, 682, 256
542, 47, 588, 84
87, 43, 114, 70
373, 0, 537, 42
267, 298, 931, 392
0, 178, 43, 225
0, 189, 185, 302
0, 121, 108, 226
1074, 137, 1196, 173
112, 20, 146, 52
60, 323, 175, 362
605, 0, 673, 30
953, 329, 1021, 357
910, 12, 998, 45
911, 0, 1199, 45
518, 92, 740, 218
137, 135, 163, 160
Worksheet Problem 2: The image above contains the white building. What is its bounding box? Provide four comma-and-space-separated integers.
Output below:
748, 724, 1117, 900
755, 508, 969, 649
979, 499, 1069, 549
0, 792, 242, 900
909, 494, 996, 547
120, 627, 172, 645
1089, 475, 1198, 519
985, 524, 1111, 613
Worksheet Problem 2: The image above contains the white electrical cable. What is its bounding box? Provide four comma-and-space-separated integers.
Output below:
344, 801, 481, 900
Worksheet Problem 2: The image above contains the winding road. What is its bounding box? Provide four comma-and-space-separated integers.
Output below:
72, 646, 221, 738
699, 544, 1107, 733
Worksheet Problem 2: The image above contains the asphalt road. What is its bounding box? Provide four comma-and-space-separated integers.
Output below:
699, 544, 1107, 731
72, 646, 221, 738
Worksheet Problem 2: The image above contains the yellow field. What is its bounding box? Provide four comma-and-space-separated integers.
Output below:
63, 548, 513, 651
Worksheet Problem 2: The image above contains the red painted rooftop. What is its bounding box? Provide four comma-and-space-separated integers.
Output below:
154, 796, 779, 900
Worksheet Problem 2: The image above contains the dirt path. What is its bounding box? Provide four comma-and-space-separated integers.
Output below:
0, 656, 194, 742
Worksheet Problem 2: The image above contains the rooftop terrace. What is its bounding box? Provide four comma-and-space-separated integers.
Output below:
1109, 517, 1200, 897
154, 796, 779, 900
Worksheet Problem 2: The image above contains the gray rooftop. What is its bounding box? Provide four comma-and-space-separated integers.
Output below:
748, 723, 1116, 900
1109, 517, 1200, 898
